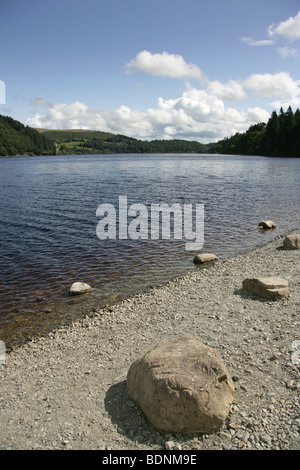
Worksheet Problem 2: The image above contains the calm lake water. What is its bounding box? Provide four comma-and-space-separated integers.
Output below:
1, 153, 300, 347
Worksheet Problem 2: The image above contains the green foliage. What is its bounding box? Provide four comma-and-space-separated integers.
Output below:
38, 129, 209, 154
210, 106, 300, 157
37, 129, 115, 143
3, 106, 299, 158
0, 115, 53, 156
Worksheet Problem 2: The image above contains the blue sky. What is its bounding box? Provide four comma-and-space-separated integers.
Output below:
1, 0, 300, 143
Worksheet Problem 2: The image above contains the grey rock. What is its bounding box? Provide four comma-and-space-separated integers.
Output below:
69, 282, 92, 296
193, 253, 217, 264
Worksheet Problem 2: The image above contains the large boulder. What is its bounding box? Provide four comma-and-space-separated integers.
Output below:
69, 282, 92, 296
126, 336, 235, 434
242, 277, 290, 300
193, 253, 217, 264
283, 234, 300, 250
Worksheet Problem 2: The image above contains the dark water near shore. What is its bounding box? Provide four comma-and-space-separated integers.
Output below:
1, 153, 300, 348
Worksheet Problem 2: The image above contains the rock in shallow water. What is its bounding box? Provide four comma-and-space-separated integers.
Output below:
193, 253, 217, 264
69, 282, 93, 296
258, 220, 276, 229
126, 336, 235, 434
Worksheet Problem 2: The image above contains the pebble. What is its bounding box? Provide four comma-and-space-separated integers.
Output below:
0, 232, 299, 450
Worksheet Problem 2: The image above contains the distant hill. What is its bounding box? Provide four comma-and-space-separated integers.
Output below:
0, 115, 53, 156
36, 128, 209, 155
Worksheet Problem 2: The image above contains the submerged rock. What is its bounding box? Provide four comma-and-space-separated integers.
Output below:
127, 336, 235, 434
242, 276, 290, 301
69, 282, 92, 296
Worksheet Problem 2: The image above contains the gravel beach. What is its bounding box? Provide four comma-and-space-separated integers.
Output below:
0, 231, 299, 451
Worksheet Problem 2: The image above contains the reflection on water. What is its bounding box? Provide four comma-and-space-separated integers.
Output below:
0, 154, 299, 348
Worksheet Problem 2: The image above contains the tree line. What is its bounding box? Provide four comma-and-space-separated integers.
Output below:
1, 106, 299, 157
0, 115, 53, 156
210, 106, 300, 157
76, 134, 208, 154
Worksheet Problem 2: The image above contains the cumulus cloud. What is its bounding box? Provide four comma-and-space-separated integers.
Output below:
244, 72, 299, 99
27, 100, 107, 131
268, 11, 300, 40
207, 79, 248, 100
145, 89, 267, 141
27, 86, 272, 144
247, 107, 270, 123
125, 50, 205, 82
28, 55, 300, 144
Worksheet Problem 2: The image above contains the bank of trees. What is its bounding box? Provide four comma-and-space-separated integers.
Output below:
80, 135, 208, 154
210, 106, 300, 157
0, 115, 53, 156
1, 106, 299, 158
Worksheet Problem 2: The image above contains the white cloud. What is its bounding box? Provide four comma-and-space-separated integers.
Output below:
27, 86, 272, 144
247, 107, 270, 123
30, 58, 300, 144
271, 96, 300, 111
268, 11, 300, 40
241, 37, 274, 47
125, 50, 205, 82
277, 46, 298, 58
207, 79, 248, 100
27, 101, 107, 130
244, 72, 299, 99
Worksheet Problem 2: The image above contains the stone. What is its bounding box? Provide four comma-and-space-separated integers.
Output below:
242, 277, 290, 301
258, 220, 276, 229
126, 336, 235, 434
291, 340, 300, 365
193, 253, 217, 264
164, 441, 175, 450
69, 282, 92, 296
283, 234, 300, 250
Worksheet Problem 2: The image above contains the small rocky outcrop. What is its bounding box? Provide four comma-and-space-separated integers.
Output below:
126, 336, 235, 434
69, 282, 92, 296
258, 220, 276, 229
193, 253, 217, 264
283, 234, 300, 250
242, 277, 290, 300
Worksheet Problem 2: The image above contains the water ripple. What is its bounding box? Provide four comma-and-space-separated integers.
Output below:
0, 154, 299, 347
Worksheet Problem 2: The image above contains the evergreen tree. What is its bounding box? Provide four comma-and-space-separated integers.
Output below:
210, 106, 300, 157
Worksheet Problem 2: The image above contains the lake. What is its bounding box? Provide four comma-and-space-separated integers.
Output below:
1, 153, 299, 347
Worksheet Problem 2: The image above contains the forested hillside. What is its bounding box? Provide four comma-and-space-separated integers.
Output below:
1, 106, 299, 157
38, 129, 208, 154
210, 106, 300, 157
0, 115, 53, 156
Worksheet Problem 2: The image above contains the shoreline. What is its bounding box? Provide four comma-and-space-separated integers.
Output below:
0, 230, 299, 450
2, 226, 298, 352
